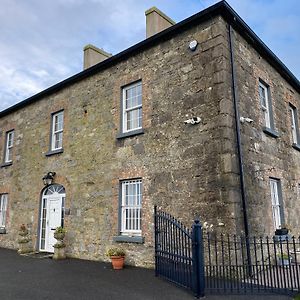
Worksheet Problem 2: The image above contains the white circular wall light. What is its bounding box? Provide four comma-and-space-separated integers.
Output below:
189, 40, 198, 51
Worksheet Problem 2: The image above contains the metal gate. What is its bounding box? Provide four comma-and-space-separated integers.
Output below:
154, 206, 205, 297
154, 206, 300, 298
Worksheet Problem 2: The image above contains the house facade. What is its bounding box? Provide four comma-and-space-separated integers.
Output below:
0, 1, 299, 266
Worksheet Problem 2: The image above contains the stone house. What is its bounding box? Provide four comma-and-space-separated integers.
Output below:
0, 1, 299, 266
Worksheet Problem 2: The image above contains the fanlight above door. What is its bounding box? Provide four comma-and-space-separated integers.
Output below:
43, 184, 65, 195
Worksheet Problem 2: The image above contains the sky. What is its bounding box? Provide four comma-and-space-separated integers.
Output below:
0, 0, 299, 112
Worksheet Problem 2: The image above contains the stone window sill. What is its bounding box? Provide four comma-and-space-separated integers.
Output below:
45, 148, 64, 157
116, 129, 144, 139
263, 127, 279, 138
292, 143, 300, 152
113, 235, 144, 244
0, 228, 6, 234
0, 161, 13, 168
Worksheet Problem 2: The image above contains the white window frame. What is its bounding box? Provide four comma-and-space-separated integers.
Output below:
122, 81, 142, 133
0, 194, 8, 228
259, 81, 271, 128
120, 179, 142, 235
51, 111, 64, 151
270, 178, 283, 230
290, 105, 299, 144
4, 130, 14, 163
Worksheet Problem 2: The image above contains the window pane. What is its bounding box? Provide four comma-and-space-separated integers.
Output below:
52, 111, 64, 150
126, 109, 142, 131
123, 83, 142, 132
259, 82, 272, 128
7, 132, 14, 147
6, 149, 12, 162
40, 198, 47, 250
54, 114, 63, 132
259, 85, 266, 107
5, 131, 14, 162
121, 180, 142, 233
290, 107, 298, 143
0, 195, 8, 227
54, 132, 63, 149
265, 110, 271, 128
270, 179, 282, 229
125, 85, 142, 110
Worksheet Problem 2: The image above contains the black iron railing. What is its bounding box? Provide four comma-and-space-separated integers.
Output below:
154, 206, 300, 297
204, 233, 300, 295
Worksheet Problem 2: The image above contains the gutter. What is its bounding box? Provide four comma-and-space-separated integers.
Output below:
228, 24, 252, 275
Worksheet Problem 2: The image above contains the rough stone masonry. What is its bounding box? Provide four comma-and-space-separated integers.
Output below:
0, 4, 299, 267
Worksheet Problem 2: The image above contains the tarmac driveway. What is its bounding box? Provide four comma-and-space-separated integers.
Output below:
0, 248, 194, 300
0, 248, 293, 300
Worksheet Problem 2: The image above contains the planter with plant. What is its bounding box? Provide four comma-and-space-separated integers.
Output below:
53, 226, 66, 260
106, 247, 126, 270
275, 228, 289, 236
277, 253, 291, 266
54, 226, 66, 240
18, 224, 32, 254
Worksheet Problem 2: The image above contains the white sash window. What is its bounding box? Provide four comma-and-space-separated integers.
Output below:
5, 131, 14, 163
122, 82, 142, 133
270, 178, 284, 230
290, 105, 299, 144
0, 194, 8, 228
259, 81, 271, 128
51, 111, 64, 150
121, 179, 142, 235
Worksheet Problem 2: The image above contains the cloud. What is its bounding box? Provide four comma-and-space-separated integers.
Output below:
0, 0, 299, 112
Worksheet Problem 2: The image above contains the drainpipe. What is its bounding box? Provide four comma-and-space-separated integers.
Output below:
228, 25, 252, 275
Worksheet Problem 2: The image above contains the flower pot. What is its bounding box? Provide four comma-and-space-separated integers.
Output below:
53, 247, 66, 260
18, 242, 32, 254
110, 256, 125, 270
277, 257, 291, 266
275, 228, 289, 236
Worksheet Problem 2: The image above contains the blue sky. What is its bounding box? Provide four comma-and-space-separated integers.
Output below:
0, 0, 299, 111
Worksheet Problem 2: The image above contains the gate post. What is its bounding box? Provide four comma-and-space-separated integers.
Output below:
154, 205, 158, 277
192, 220, 205, 298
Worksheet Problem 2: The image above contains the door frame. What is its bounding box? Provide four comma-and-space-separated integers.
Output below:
38, 184, 65, 252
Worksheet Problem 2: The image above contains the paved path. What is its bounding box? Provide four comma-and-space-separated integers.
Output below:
0, 248, 294, 299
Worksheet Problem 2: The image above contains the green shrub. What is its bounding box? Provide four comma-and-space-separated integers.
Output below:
277, 253, 290, 260
106, 247, 125, 257
53, 242, 66, 249
55, 226, 66, 234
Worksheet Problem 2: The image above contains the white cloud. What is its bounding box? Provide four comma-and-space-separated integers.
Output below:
0, 0, 299, 112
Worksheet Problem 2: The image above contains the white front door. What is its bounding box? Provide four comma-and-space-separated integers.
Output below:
46, 197, 62, 252
40, 192, 64, 253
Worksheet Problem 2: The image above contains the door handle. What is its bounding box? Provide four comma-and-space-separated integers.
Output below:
51, 228, 56, 230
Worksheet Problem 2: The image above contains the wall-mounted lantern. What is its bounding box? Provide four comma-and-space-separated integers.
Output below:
42, 172, 56, 186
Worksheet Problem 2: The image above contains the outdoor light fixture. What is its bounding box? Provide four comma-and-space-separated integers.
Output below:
42, 172, 56, 186
189, 40, 198, 51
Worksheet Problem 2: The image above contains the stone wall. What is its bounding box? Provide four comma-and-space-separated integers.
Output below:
0, 16, 244, 266
233, 28, 300, 237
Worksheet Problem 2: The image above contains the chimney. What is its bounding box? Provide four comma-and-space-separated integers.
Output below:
145, 7, 175, 38
83, 44, 112, 70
